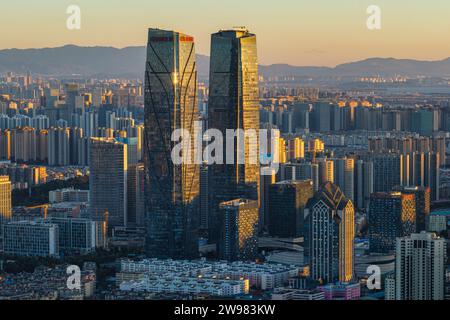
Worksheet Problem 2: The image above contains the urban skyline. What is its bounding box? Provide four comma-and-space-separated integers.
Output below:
0, 2, 449, 308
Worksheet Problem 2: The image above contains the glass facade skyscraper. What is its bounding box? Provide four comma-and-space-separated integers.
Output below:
89, 138, 128, 233
368, 192, 416, 254
218, 199, 259, 262
268, 180, 314, 238
144, 29, 200, 259
208, 29, 260, 243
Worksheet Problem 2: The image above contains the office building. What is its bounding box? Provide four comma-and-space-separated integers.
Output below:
208, 28, 260, 243
268, 180, 314, 238
304, 182, 355, 283
369, 152, 402, 193
0, 175, 11, 237
218, 199, 259, 261
3, 220, 59, 257
49, 188, 90, 204
393, 186, 430, 233
369, 192, 416, 253
89, 138, 127, 232
45, 217, 97, 254
144, 29, 200, 258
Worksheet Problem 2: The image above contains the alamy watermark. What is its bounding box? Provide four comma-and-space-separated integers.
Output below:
66, 5, 81, 30
366, 5, 382, 30
66, 265, 81, 290
366, 265, 381, 290
171, 121, 281, 175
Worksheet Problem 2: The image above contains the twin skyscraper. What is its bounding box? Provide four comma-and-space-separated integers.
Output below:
144, 28, 260, 258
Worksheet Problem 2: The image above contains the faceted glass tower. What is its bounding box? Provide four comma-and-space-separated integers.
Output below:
144, 29, 200, 259
208, 28, 260, 242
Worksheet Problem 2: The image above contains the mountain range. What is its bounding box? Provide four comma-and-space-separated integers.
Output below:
0, 45, 449, 79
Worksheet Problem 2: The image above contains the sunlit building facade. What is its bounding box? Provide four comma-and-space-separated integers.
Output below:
369, 192, 416, 254
218, 199, 259, 262
208, 28, 260, 243
304, 182, 355, 283
0, 175, 11, 237
144, 28, 200, 259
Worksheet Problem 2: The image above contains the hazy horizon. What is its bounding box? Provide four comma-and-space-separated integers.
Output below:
1, 0, 449, 67
0, 43, 449, 69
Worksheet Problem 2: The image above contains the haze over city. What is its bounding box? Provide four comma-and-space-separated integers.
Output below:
1, 0, 450, 66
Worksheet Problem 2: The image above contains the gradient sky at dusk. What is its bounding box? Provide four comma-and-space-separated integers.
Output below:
1, 0, 449, 66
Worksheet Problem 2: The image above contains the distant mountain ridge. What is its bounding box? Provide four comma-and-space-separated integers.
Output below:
0, 45, 449, 78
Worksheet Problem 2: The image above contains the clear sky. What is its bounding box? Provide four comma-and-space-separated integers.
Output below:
1, 0, 449, 66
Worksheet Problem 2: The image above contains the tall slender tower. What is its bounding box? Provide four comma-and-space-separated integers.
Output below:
0, 175, 11, 238
144, 29, 200, 259
208, 28, 260, 243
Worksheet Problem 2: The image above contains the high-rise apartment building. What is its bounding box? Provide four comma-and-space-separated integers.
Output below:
48, 127, 70, 166
395, 232, 446, 300
144, 28, 200, 258
333, 157, 355, 202
288, 137, 305, 161
317, 158, 334, 186
354, 159, 373, 210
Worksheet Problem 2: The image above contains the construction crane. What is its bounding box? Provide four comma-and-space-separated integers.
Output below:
26, 204, 49, 219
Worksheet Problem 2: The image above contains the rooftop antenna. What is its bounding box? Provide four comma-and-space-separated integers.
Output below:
232, 26, 248, 32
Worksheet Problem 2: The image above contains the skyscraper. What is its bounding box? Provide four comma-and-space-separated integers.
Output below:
368, 192, 416, 253
199, 162, 209, 235
333, 157, 355, 202
48, 127, 70, 166
317, 158, 334, 186
218, 199, 259, 262
395, 232, 446, 300
89, 138, 128, 233
355, 159, 373, 210
259, 167, 276, 233
127, 163, 145, 228
268, 180, 314, 238
372, 152, 403, 193
144, 28, 200, 258
0, 175, 11, 238
208, 28, 260, 243
393, 186, 431, 233
304, 182, 355, 283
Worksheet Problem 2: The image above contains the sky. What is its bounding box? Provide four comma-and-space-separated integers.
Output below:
1, 0, 449, 66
